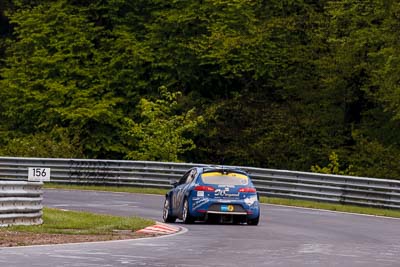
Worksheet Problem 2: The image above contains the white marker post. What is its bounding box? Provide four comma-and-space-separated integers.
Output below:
28, 167, 51, 182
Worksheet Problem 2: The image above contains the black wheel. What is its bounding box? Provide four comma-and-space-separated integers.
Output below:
182, 198, 194, 224
247, 215, 259, 226
163, 197, 176, 223
233, 216, 245, 225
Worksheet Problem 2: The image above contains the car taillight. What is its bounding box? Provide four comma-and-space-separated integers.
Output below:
194, 185, 215, 192
239, 187, 256, 193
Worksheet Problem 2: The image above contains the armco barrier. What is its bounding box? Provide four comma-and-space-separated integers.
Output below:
0, 157, 399, 209
0, 181, 43, 227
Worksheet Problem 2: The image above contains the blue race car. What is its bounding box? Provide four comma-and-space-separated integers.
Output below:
162, 167, 260, 225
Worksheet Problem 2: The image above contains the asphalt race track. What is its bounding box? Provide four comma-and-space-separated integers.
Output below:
0, 189, 399, 267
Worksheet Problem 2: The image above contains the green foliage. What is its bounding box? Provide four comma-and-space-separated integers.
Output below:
311, 152, 354, 176
345, 131, 400, 179
124, 86, 203, 162
0, 129, 83, 158
0, 1, 152, 158
1, 0, 400, 180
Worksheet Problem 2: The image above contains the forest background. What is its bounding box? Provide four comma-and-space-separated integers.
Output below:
1, 0, 400, 180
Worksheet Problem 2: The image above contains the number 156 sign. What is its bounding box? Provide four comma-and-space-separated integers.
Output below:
28, 167, 51, 182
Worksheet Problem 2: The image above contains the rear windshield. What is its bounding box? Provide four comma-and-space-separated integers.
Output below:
200, 172, 249, 186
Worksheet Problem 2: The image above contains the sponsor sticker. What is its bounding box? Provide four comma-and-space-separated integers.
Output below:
193, 198, 209, 210
221, 205, 234, 212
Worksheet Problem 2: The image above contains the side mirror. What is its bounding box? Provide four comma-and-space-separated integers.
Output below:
169, 179, 178, 187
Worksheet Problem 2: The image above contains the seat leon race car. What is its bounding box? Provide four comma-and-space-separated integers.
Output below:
162, 167, 260, 225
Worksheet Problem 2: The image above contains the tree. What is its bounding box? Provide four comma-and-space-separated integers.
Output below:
124, 86, 203, 162
0, 129, 83, 158
317, 0, 400, 178
0, 0, 152, 158
1, 0, 400, 180
311, 152, 353, 175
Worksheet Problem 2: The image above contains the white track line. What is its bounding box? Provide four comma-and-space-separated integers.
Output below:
262, 203, 400, 221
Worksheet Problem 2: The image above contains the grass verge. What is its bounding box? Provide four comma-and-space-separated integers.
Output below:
45, 183, 400, 219
5, 207, 155, 235
0, 207, 156, 247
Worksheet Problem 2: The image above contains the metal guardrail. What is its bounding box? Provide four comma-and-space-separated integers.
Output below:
0, 156, 400, 209
0, 181, 43, 227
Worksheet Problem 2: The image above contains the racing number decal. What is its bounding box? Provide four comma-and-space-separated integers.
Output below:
215, 189, 225, 197
215, 189, 239, 198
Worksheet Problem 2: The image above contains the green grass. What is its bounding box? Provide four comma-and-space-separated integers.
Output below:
260, 197, 400, 218
44, 183, 400, 219
6, 207, 155, 235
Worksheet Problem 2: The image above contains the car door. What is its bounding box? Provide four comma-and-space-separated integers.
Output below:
171, 171, 190, 216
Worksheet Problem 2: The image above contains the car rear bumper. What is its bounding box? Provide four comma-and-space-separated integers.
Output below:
189, 197, 260, 219
207, 211, 247, 215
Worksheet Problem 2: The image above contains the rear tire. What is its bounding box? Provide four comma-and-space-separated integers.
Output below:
247, 215, 259, 226
163, 198, 176, 223
182, 198, 194, 224
233, 216, 245, 225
